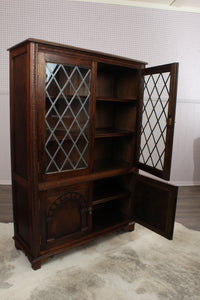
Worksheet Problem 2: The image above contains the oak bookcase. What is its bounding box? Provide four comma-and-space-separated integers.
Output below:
9, 39, 178, 269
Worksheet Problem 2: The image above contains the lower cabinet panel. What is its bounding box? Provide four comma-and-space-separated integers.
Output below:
39, 176, 134, 252
14, 181, 31, 248
133, 173, 178, 239
40, 183, 91, 250
35, 172, 177, 268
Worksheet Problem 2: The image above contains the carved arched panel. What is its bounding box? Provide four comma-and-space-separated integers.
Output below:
40, 184, 91, 248
47, 191, 86, 220
47, 192, 85, 241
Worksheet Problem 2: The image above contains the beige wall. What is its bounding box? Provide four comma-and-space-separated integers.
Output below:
0, 0, 200, 184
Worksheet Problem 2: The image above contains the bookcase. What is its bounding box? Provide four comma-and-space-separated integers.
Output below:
9, 39, 178, 269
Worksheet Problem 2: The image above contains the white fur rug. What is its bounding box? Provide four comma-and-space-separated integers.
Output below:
0, 222, 200, 300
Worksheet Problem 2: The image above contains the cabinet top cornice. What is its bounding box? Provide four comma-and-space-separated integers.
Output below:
8, 38, 147, 67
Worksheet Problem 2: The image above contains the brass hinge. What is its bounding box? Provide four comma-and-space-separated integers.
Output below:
167, 117, 172, 126
37, 63, 40, 76
88, 207, 92, 215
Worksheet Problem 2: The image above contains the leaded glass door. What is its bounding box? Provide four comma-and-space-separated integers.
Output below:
136, 63, 178, 180
38, 53, 93, 178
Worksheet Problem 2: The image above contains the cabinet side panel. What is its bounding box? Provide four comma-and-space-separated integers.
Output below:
14, 181, 31, 247
12, 52, 28, 179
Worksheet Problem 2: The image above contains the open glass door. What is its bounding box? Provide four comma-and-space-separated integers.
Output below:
136, 63, 178, 180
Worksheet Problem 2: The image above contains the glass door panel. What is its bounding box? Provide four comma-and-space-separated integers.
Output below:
45, 62, 91, 174
136, 63, 178, 180
139, 71, 170, 170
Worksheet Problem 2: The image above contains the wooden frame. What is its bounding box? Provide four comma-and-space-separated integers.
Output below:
8, 39, 179, 270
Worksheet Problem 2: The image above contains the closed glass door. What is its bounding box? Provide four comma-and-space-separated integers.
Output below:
44, 62, 91, 174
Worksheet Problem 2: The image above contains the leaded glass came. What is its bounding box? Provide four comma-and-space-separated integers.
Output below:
45, 63, 91, 173
139, 72, 170, 170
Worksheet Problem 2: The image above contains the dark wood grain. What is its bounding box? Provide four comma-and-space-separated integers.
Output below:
95, 128, 135, 138
1, 185, 199, 230
8, 39, 180, 269
96, 96, 137, 103
12, 50, 28, 179
0, 184, 199, 270
132, 173, 178, 239
8, 38, 147, 69
40, 183, 91, 250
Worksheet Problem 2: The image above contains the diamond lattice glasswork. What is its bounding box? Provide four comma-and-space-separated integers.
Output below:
139, 72, 170, 170
45, 63, 91, 173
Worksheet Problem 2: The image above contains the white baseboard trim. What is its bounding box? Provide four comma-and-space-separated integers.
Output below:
139, 171, 200, 186
0, 180, 12, 185
0, 180, 200, 186
170, 181, 200, 186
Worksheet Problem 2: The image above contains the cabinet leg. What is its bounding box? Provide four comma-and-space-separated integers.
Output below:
31, 261, 42, 270
126, 222, 135, 232
31, 257, 50, 270
14, 240, 21, 250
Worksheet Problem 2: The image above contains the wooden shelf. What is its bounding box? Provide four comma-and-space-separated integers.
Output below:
39, 165, 137, 192
93, 187, 130, 206
96, 96, 137, 103
95, 128, 135, 138
92, 208, 131, 232
94, 159, 131, 174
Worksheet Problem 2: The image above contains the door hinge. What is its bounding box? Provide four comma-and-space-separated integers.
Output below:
167, 117, 172, 126
37, 63, 40, 76
88, 207, 93, 215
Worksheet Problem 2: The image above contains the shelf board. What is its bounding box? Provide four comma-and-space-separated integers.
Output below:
93, 187, 130, 206
96, 96, 137, 103
46, 128, 135, 140
39, 160, 136, 192
95, 128, 135, 138
93, 159, 131, 173
92, 209, 131, 232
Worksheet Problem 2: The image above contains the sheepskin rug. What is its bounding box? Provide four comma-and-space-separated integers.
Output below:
0, 222, 200, 300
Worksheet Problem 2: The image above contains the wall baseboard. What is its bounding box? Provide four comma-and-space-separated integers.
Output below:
170, 181, 200, 186
0, 180, 12, 185
0, 181, 200, 186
